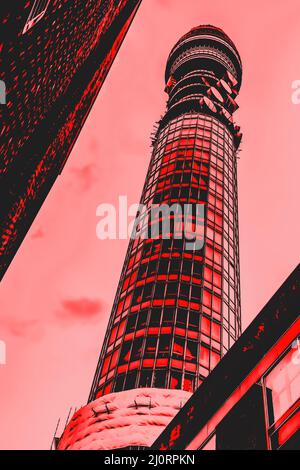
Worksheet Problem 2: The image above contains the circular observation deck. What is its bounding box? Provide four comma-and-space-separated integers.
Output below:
165, 25, 242, 91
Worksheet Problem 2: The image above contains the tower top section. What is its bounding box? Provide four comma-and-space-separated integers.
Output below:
165, 25, 242, 91
162, 25, 242, 145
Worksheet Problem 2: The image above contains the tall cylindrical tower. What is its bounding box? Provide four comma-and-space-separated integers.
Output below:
58, 25, 243, 450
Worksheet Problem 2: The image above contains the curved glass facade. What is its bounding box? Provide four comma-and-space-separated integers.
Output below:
91, 111, 241, 400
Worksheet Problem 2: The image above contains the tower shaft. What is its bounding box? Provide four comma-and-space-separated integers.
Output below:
58, 25, 243, 451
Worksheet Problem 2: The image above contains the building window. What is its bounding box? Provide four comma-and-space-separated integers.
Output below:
264, 340, 300, 449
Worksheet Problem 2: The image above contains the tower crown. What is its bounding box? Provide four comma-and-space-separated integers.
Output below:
164, 25, 242, 139
166, 25, 242, 88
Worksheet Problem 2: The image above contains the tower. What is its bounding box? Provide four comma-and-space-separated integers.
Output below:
58, 25, 243, 450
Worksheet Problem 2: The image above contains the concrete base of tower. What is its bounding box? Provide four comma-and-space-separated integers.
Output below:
57, 388, 192, 450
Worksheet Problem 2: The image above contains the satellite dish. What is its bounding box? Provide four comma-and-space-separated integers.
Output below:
226, 71, 238, 87
200, 96, 217, 113
201, 76, 211, 87
221, 107, 234, 123
227, 95, 239, 111
208, 87, 224, 103
218, 79, 232, 95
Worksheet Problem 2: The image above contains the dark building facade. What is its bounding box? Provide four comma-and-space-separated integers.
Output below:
58, 25, 244, 450
152, 265, 300, 450
0, 0, 142, 280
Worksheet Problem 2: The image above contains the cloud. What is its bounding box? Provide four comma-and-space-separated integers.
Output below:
31, 228, 44, 239
70, 164, 98, 191
1, 317, 42, 340
57, 297, 103, 322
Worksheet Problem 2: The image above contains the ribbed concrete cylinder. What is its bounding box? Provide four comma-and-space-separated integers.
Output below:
58, 388, 192, 450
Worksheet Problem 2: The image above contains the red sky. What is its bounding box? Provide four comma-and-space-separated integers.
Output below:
0, 0, 299, 450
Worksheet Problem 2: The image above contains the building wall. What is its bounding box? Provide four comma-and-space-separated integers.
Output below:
0, 0, 142, 279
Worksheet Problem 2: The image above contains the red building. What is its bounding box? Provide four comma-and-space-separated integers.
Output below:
0, 0, 142, 280
58, 25, 244, 450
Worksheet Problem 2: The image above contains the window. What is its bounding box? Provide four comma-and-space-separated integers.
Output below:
264, 341, 300, 449
265, 345, 299, 424
162, 308, 174, 326
170, 372, 182, 390
119, 342, 131, 365
131, 338, 143, 362
153, 370, 167, 388
183, 373, 195, 392
124, 371, 138, 390
137, 311, 148, 329
139, 370, 152, 388
145, 337, 157, 358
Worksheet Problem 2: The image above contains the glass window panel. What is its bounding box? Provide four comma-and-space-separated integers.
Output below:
265, 345, 300, 424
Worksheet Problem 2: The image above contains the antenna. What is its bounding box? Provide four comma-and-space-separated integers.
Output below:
64, 407, 73, 430
50, 418, 60, 450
